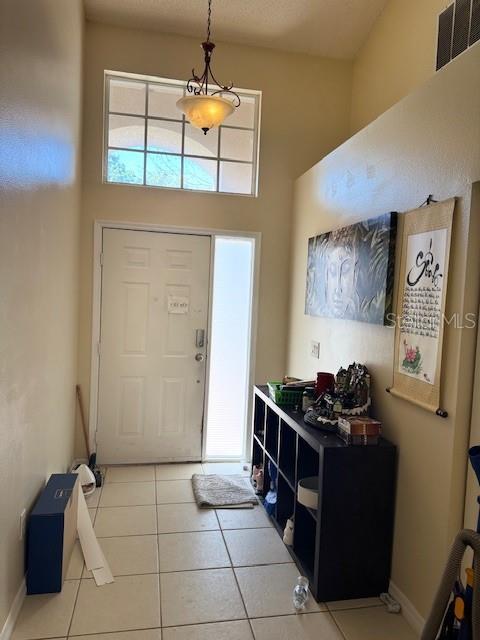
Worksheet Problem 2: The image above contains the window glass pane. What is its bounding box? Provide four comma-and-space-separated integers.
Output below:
184, 124, 218, 158
147, 119, 182, 153
146, 153, 181, 188
109, 78, 146, 115
184, 157, 217, 191
206, 238, 254, 458
107, 149, 144, 184
109, 115, 145, 150
220, 128, 254, 162
221, 93, 256, 128
148, 84, 184, 120
219, 161, 253, 195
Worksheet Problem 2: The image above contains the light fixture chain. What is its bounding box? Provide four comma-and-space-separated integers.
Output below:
178, 0, 240, 134
206, 0, 212, 43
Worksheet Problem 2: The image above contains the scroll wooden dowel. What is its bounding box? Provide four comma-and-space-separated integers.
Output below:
386, 387, 448, 418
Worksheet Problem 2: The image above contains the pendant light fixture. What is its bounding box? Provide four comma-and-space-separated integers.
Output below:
176, 0, 240, 135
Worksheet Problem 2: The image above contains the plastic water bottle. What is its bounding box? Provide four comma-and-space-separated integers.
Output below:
293, 576, 309, 611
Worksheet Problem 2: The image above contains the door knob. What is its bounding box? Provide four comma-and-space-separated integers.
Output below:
195, 353, 205, 362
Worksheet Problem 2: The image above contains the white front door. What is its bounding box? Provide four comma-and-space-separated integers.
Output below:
96, 228, 211, 464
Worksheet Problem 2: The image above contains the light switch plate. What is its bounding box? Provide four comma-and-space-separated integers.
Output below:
311, 341, 320, 359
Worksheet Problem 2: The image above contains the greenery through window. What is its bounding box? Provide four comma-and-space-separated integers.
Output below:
104, 73, 261, 196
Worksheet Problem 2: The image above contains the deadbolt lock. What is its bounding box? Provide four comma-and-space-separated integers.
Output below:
195, 329, 205, 348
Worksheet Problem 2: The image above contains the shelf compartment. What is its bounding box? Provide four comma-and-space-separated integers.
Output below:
275, 473, 295, 533
253, 395, 266, 443
260, 457, 279, 521
293, 502, 317, 581
251, 438, 265, 497
297, 437, 319, 481
278, 467, 295, 492
252, 437, 264, 469
279, 420, 297, 487
265, 407, 280, 462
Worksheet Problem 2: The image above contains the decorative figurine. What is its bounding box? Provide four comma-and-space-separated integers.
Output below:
304, 362, 371, 431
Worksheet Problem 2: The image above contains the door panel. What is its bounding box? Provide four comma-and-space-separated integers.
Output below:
96, 228, 210, 463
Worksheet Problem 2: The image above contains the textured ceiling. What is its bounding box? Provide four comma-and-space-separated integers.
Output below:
84, 0, 389, 59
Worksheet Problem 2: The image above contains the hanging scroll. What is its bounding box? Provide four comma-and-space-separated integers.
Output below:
389, 198, 455, 415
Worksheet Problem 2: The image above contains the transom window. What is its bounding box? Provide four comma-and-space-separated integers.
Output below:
104, 72, 261, 196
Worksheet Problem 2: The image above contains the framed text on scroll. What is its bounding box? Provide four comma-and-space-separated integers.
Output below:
390, 198, 455, 414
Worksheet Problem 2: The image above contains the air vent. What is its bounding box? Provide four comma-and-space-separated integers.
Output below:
436, 0, 480, 70
452, 0, 471, 56
437, 5, 455, 70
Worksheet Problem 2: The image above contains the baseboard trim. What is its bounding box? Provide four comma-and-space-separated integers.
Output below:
0, 578, 25, 640
389, 580, 425, 635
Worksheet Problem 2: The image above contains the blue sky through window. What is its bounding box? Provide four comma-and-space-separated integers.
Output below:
108, 150, 216, 191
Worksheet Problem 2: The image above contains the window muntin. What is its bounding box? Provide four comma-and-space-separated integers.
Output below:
104, 73, 261, 196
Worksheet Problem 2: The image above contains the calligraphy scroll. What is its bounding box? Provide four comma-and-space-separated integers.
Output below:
390, 198, 455, 414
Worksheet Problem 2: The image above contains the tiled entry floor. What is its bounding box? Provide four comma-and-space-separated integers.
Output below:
12, 463, 419, 640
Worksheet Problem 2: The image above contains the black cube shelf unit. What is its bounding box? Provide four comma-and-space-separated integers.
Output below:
252, 385, 397, 603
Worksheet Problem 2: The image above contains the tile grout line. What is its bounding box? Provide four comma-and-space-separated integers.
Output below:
67, 481, 104, 634
62, 608, 332, 639
328, 611, 349, 640
157, 608, 335, 630
63, 579, 82, 639
155, 526, 273, 538
215, 508, 255, 637
154, 475, 162, 630
65, 560, 296, 583
326, 603, 385, 613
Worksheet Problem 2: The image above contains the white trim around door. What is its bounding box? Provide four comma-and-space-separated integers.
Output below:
89, 220, 261, 463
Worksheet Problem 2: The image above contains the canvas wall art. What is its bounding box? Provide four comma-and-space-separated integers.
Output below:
305, 212, 397, 325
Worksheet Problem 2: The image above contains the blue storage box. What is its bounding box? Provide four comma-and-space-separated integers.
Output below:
26, 473, 79, 595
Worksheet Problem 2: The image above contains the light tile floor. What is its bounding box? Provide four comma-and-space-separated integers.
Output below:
13, 463, 419, 640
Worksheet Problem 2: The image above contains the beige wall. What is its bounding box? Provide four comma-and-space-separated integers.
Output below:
0, 0, 83, 629
286, 44, 480, 619
76, 21, 352, 456
351, 0, 449, 133
465, 182, 480, 556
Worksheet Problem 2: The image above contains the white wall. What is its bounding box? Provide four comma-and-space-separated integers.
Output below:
0, 0, 83, 629
286, 45, 480, 618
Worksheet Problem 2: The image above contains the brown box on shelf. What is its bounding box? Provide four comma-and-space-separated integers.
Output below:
337, 428, 380, 446
338, 416, 382, 436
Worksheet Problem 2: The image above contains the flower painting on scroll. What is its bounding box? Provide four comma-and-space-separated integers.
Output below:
401, 340, 423, 376
398, 229, 447, 385
305, 213, 397, 325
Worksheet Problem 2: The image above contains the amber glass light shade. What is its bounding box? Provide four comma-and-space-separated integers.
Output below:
176, 94, 234, 134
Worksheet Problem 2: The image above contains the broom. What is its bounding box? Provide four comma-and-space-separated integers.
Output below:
76, 384, 102, 487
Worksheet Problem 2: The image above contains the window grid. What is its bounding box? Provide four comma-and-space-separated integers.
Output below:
180, 107, 185, 190
142, 83, 148, 186
107, 146, 254, 165
104, 74, 260, 196
216, 126, 222, 192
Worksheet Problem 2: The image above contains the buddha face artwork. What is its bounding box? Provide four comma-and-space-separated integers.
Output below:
324, 241, 356, 317
305, 213, 397, 325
